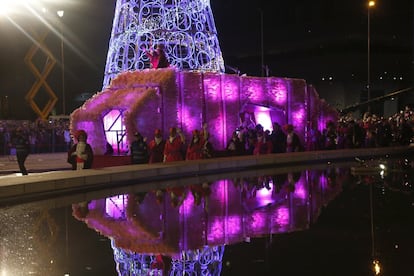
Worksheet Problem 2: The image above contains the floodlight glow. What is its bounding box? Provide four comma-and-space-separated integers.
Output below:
56, 9, 63, 17
0, 0, 29, 14
0, 1, 55, 16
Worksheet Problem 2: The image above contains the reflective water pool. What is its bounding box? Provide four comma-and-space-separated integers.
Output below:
1, 158, 413, 276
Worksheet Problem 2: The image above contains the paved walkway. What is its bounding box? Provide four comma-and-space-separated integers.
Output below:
0, 152, 70, 175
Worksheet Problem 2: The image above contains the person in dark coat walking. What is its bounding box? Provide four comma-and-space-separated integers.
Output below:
11, 127, 30, 175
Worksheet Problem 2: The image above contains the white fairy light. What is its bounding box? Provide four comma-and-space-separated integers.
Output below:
103, 0, 225, 88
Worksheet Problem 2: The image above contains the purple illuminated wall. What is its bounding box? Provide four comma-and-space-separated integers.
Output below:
70, 69, 338, 155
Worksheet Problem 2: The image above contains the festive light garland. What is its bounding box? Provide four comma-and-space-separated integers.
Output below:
103, 0, 225, 88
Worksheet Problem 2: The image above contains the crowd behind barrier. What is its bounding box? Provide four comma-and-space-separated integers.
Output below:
0, 106, 413, 159
0, 119, 71, 156
226, 106, 414, 156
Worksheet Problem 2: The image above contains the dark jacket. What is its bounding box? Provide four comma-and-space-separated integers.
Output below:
131, 138, 149, 164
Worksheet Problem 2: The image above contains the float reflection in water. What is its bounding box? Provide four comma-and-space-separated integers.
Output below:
72, 167, 349, 275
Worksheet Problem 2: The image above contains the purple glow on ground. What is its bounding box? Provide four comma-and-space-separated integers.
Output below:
106, 195, 127, 219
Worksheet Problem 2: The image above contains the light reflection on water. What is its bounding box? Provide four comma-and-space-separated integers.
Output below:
0, 159, 412, 276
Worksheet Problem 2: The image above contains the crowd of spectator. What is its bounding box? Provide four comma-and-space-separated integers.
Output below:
317, 106, 414, 150
0, 106, 413, 158
228, 105, 414, 156
0, 119, 71, 156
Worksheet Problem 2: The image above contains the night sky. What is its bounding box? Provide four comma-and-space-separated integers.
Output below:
0, 0, 412, 118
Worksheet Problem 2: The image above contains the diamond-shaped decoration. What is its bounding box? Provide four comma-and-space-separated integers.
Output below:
24, 29, 58, 120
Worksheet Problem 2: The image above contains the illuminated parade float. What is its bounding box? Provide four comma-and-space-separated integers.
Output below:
70, 0, 338, 155
69, 2, 339, 273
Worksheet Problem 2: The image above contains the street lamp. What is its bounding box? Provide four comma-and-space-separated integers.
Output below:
57, 10, 65, 115
259, 8, 264, 77
367, 1, 375, 113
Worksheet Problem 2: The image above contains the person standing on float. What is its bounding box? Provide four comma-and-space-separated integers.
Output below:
148, 128, 166, 163
253, 131, 273, 155
284, 124, 303, 152
143, 44, 170, 69
186, 129, 205, 160
130, 132, 149, 164
163, 127, 185, 162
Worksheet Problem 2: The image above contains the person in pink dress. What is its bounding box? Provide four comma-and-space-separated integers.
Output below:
143, 44, 170, 69
163, 127, 185, 162
186, 129, 205, 160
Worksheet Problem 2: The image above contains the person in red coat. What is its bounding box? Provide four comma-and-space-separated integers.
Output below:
148, 128, 166, 163
253, 131, 273, 155
67, 130, 94, 170
186, 129, 205, 160
163, 127, 185, 162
